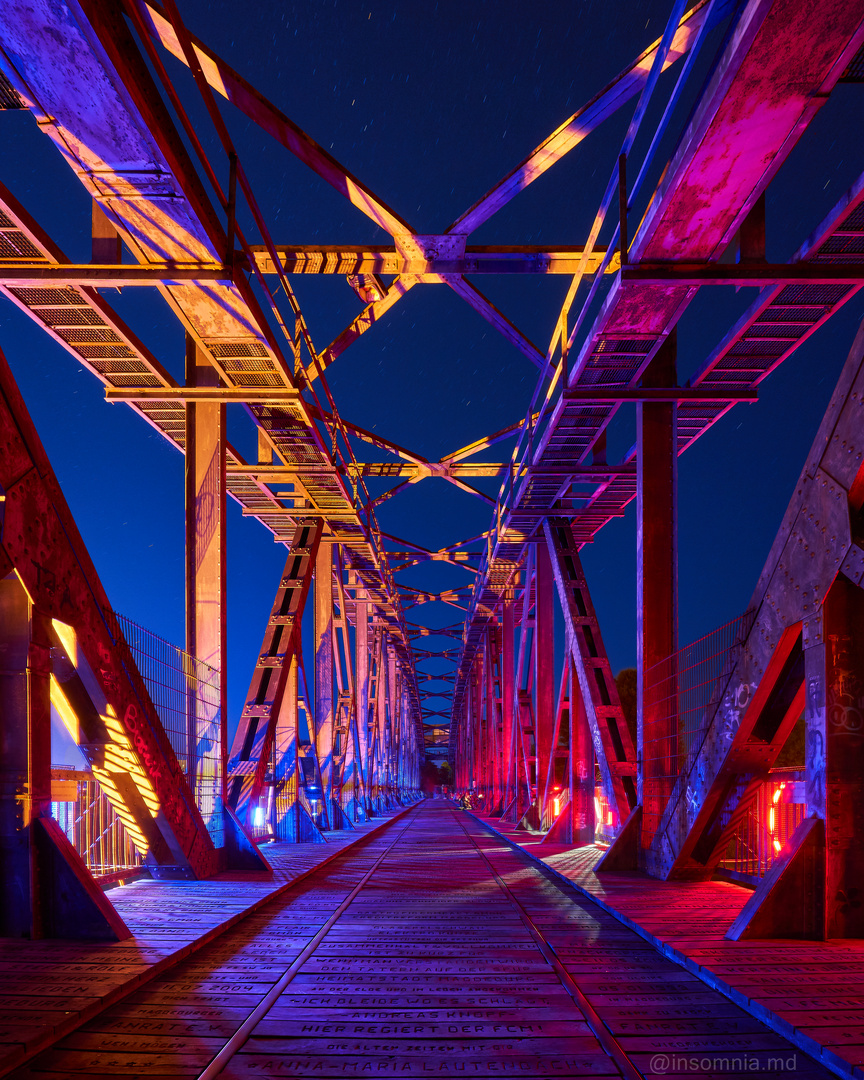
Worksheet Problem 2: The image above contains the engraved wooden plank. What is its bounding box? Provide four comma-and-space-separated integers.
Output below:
103, 1004, 251, 1023
598, 1003, 748, 1021
260, 1007, 586, 1022
252, 1018, 593, 1037
298, 959, 552, 973
624, 1050, 831, 1079
287, 973, 563, 986
588, 993, 722, 1006
224, 1051, 621, 1077
18, 1047, 216, 1074
796, 1026, 864, 1046
617, 1032, 793, 1052
272, 991, 573, 1008
781, 1011, 864, 1027
610, 1017, 768, 1035
61, 1032, 230, 1053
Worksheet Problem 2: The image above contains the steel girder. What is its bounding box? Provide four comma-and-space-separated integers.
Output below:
452, 0, 864, 751
0, 346, 218, 880
647, 318, 864, 905
228, 523, 321, 825
0, 0, 424, 750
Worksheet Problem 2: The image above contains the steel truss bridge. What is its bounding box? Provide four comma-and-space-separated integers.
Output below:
1, 0, 864, 1073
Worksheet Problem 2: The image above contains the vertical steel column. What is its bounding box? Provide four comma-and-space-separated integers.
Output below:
637, 329, 678, 845
354, 583, 370, 818
501, 599, 515, 815
805, 575, 864, 938
375, 635, 388, 808
0, 575, 126, 939
535, 538, 555, 823
371, 633, 385, 809
26, 606, 51, 939
314, 544, 333, 826
273, 655, 299, 840
387, 646, 397, 807
571, 675, 596, 845
185, 335, 227, 807
473, 650, 483, 795
511, 551, 535, 823
486, 628, 499, 809
0, 575, 38, 938
228, 524, 320, 824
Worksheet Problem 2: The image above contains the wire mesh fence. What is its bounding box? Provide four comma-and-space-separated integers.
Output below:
111, 611, 224, 847
718, 769, 806, 881
51, 766, 142, 881
642, 609, 756, 845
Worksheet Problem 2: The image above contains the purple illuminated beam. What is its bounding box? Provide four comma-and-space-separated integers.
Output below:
447, 0, 723, 237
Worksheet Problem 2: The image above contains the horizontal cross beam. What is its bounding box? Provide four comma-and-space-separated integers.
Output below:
621, 263, 864, 286
251, 245, 620, 277
562, 388, 757, 402
227, 462, 637, 479
0, 263, 231, 286
241, 509, 358, 519
106, 387, 299, 402
228, 462, 508, 478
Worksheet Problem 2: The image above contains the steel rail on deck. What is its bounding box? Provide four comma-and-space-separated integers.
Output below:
196, 809, 418, 1080
452, 810, 643, 1080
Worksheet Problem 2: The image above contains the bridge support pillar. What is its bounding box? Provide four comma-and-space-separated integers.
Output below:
804, 573, 864, 938
535, 541, 555, 826
637, 329, 678, 850
354, 583, 370, 818
314, 544, 333, 828
185, 335, 227, 819
0, 575, 129, 940
572, 676, 596, 846
501, 600, 515, 816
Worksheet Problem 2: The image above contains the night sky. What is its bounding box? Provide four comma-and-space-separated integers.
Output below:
1, 0, 862, 754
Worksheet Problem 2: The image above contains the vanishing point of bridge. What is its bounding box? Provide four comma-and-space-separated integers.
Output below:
1, 0, 864, 1077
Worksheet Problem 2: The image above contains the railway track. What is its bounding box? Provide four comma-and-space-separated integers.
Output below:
11, 802, 837, 1079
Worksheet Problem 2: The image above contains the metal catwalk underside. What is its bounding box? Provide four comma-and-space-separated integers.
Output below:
2, 803, 845, 1080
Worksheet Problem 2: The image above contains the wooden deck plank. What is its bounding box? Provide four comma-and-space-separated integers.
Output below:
474, 812, 864, 1080
3, 804, 846, 1080
0, 807, 412, 1079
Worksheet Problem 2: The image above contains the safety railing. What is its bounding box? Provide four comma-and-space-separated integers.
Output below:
594, 785, 618, 845
540, 787, 571, 833
50, 766, 142, 883
642, 609, 755, 845
717, 769, 806, 883
112, 611, 224, 848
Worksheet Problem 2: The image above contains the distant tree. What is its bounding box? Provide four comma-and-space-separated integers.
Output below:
615, 667, 637, 748
775, 711, 805, 767
438, 761, 453, 786
420, 760, 439, 794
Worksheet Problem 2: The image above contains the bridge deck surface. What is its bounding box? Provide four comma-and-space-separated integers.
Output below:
473, 813, 864, 1080
4, 802, 840, 1080
0, 809, 409, 1078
